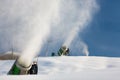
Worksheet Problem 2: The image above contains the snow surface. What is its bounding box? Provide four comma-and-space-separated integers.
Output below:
0, 56, 120, 80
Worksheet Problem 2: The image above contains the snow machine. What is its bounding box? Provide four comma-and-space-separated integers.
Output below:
51, 52, 55, 56
57, 46, 70, 56
8, 59, 38, 75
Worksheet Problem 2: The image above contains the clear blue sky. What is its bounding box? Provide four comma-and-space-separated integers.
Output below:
82, 0, 120, 57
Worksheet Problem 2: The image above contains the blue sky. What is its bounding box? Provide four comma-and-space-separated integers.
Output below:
82, 0, 120, 57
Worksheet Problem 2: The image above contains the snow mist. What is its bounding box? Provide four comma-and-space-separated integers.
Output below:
0, 0, 60, 66
62, 0, 98, 56
48, 0, 99, 56
0, 0, 99, 64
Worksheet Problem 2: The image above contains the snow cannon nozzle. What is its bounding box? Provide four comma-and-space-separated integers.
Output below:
8, 58, 38, 75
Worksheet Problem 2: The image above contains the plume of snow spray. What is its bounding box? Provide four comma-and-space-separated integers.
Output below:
0, 0, 60, 67
63, 0, 98, 56
0, 0, 99, 61
47, 0, 99, 56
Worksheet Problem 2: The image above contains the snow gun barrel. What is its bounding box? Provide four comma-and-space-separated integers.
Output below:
8, 59, 32, 75
57, 46, 69, 56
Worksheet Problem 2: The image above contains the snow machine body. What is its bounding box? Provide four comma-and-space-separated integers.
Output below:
57, 46, 69, 56
8, 59, 38, 75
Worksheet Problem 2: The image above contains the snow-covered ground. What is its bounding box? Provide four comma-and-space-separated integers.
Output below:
0, 56, 120, 80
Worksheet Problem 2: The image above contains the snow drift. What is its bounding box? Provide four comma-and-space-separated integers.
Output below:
0, 56, 120, 80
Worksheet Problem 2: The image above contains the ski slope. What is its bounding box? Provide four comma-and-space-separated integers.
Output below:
0, 56, 120, 80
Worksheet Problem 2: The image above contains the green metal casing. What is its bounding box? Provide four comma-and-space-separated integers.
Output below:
58, 48, 63, 56
8, 60, 21, 75
11, 64, 21, 74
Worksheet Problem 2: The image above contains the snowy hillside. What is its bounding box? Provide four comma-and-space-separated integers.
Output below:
0, 56, 120, 80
